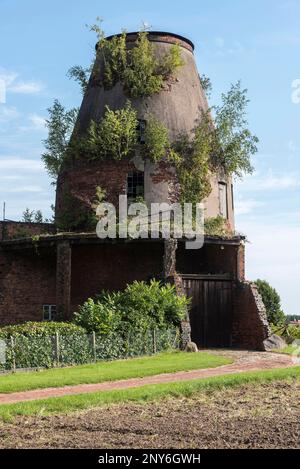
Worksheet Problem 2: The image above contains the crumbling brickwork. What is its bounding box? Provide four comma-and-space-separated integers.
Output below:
232, 282, 271, 350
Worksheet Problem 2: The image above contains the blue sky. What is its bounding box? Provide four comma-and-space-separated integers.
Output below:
0, 0, 299, 314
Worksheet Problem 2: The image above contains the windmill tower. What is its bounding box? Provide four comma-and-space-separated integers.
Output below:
55, 32, 234, 232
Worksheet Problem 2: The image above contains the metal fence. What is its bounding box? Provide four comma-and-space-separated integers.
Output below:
0, 327, 180, 371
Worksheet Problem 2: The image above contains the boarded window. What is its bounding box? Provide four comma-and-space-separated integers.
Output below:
218, 182, 228, 219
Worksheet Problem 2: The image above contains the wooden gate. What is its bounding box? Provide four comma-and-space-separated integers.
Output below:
182, 276, 233, 348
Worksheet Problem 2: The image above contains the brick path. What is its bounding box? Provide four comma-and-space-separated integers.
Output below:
0, 351, 294, 406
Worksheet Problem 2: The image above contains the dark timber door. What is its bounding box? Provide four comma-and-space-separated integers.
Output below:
182, 277, 233, 348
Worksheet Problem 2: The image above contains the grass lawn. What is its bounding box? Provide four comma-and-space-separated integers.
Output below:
0, 366, 299, 421
0, 351, 232, 394
275, 345, 300, 355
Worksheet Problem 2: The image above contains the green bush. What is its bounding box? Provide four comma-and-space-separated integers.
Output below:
73, 298, 122, 335
95, 28, 184, 98
86, 102, 138, 161
254, 279, 286, 326
74, 280, 189, 335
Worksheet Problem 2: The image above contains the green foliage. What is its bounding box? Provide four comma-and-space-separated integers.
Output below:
22, 208, 44, 223
55, 187, 97, 232
0, 322, 85, 337
255, 279, 286, 326
22, 208, 35, 223
86, 102, 138, 160
171, 114, 213, 204
200, 74, 213, 98
73, 298, 122, 335
204, 216, 228, 236
67, 65, 93, 94
214, 81, 258, 178
74, 280, 189, 335
143, 116, 171, 163
160, 44, 185, 77
90, 22, 184, 97
42, 100, 78, 180
122, 31, 164, 97
270, 323, 300, 342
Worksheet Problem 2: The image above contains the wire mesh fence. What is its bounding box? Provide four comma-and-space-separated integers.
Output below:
0, 327, 180, 371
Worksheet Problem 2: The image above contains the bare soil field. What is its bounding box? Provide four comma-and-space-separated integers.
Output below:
0, 380, 299, 449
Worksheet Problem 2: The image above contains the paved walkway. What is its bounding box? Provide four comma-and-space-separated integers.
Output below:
0, 351, 294, 406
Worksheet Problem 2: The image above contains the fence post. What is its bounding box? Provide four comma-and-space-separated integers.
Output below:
10, 336, 16, 372
92, 331, 97, 363
152, 328, 157, 354
55, 332, 60, 366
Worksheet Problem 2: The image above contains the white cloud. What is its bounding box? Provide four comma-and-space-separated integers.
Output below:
0, 70, 18, 87
237, 219, 300, 315
0, 105, 20, 122
19, 114, 46, 132
9, 81, 43, 95
0, 158, 43, 172
288, 140, 296, 152
2, 185, 43, 194
236, 170, 300, 191
0, 68, 44, 96
214, 37, 245, 55
29, 113, 46, 130
235, 198, 264, 215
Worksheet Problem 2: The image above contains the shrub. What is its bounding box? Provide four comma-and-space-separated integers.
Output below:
254, 279, 286, 326
74, 280, 189, 335
204, 216, 228, 236
86, 102, 138, 161
73, 298, 122, 334
91, 24, 184, 97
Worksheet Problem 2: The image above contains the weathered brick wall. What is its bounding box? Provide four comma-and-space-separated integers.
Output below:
56, 160, 135, 216
0, 247, 56, 325
0, 221, 55, 241
70, 242, 164, 312
232, 282, 271, 350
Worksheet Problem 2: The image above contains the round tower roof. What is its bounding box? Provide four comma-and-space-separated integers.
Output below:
101, 31, 195, 52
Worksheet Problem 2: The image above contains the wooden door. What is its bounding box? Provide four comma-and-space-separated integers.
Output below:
183, 277, 233, 348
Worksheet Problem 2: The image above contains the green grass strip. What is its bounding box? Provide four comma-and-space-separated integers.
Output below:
0, 351, 232, 394
0, 366, 299, 421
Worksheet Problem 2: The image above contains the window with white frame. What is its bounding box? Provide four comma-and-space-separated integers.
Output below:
43, 304, 56, 321
218, 182, 228, 219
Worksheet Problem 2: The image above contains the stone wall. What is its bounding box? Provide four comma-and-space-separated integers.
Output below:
232, 281, 271, 350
